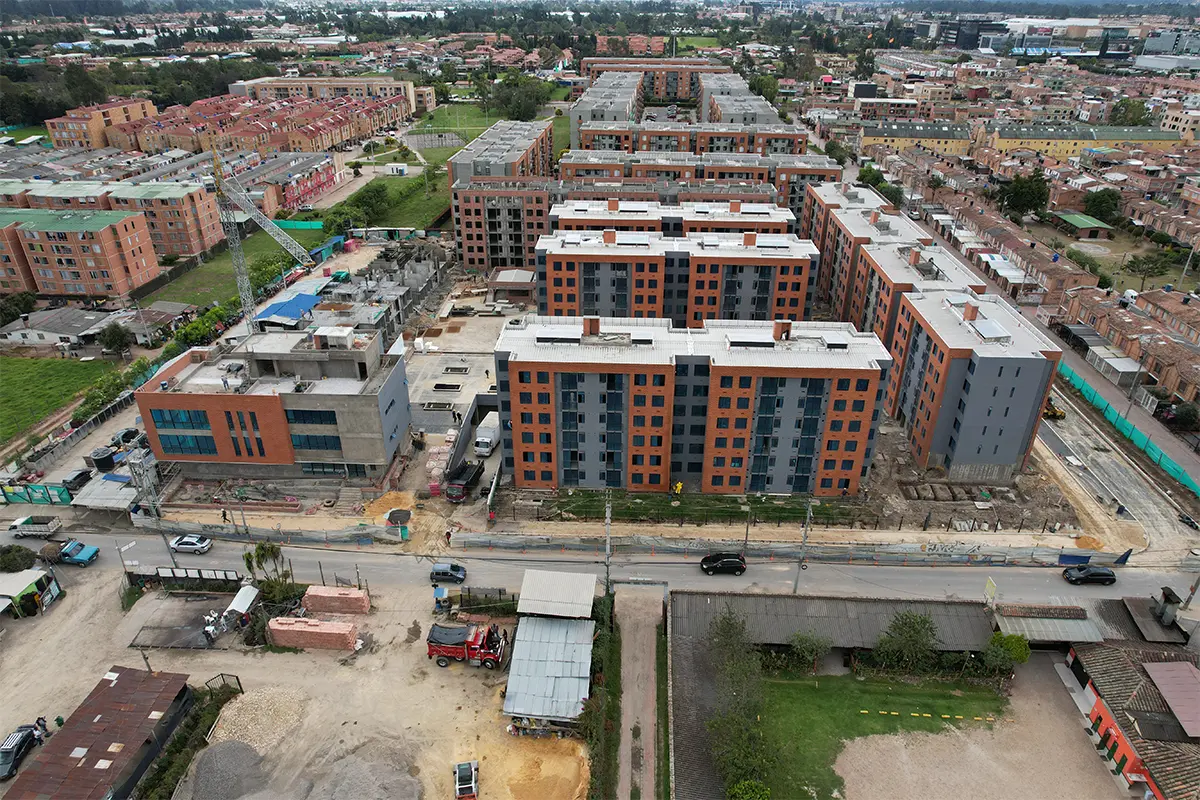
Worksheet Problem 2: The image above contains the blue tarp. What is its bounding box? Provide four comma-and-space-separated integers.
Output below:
101, 473, 131, 483
256, 293, 319, 321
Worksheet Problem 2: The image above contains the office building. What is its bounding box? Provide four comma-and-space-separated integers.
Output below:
494, 315, 891, 495
45, 98, 158, 150
0, 208, 160, 300
136, 327, 412, 479
534, 229, 819, 325
884, 290, 1060, 482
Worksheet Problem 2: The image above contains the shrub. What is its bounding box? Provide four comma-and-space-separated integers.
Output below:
0, 544, 37, 572
729, 779, 772, 800
790, 630, 832, 674
873, 610, 940, 674
555, 107, 563, 116
160, 254, 180, 267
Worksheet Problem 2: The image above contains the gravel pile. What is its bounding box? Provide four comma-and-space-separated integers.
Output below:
306, 756, 421, 800
208, 687, 307, 754
191, 741, 267, 800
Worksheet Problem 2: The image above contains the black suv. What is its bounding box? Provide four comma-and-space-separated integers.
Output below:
1062, 566, 1117, 586
701, 553, 747, 576
0, 726, 37, 780
61, 469, 93, 492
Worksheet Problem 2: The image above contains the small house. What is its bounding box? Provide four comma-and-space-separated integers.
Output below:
0, 568, 63, 618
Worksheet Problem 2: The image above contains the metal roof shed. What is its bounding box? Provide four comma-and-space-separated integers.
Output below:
503, 616, 595, 723
517, 569, 598, 619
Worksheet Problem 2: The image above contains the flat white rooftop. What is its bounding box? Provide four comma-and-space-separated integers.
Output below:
536, 230, 817, 260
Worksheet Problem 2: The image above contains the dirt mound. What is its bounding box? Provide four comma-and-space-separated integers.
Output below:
306, 754, 422, 800
192, 741, 267, 800
209, 687, 306, 754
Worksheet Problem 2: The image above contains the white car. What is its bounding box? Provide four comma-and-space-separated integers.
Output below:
169, 535, 213, 554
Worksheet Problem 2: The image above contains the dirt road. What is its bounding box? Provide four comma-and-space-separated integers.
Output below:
615, 586, 663, 800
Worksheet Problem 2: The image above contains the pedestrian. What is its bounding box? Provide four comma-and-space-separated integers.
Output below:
35, 717, 47, 734
445, 529, 452, 546
221, 509, 229, 523
485, 369, 490, 379
31, 727, 43, 746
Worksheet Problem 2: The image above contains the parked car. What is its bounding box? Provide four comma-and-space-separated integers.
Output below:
1062, 566, 1116, 586
430, 563, 467, 584
169, 534, 213, 554
61, 469, 93, 492
700, 552, 747, 576
110, 428, 140, 447
59, 539, 99, 567
0, 726, 37, 780
1179, 513, 1199, 531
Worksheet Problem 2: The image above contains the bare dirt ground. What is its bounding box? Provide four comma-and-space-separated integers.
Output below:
0, 566, 587, 800
834, 653, 1124, 800
615, 586, 662, 800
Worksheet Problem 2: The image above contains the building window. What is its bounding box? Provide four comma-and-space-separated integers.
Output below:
159, 434, 218, 455
150, 409, 210, 430
285, 409, 338, 425
291, 434, 342, 451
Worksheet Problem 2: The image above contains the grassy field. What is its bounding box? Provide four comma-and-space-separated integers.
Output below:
412, 103, 496, 142
549, 84, 571, 101
677, 35, 719, 50
538, 489, 863, 525
144, 228, 329, 306
552, 114, 570, 153
761, 675, 1004, 800
4, 125, 48, 142
372, 175, 452, 229
0, 357, 116, 444
416, 145, 464, 167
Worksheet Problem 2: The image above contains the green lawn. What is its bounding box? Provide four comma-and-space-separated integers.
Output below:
412, 103, 497, 142
552, 114, 570, 153
417, 145, 464, 167
761, 675, 1004, 800
144, 228, 328, 306
4, 125, 48, 142
0, 357, 116, 444
677, 35, 719, 50
549, 85, 571, 101
372, 175, 452, 229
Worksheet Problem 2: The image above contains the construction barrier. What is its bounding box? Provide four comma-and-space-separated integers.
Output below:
1058, 362, 1200, 499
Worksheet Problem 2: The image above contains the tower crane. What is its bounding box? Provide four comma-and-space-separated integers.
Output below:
211, 148, 316, 335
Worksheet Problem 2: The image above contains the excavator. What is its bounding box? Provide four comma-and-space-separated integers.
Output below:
1042, 397, 1066, 420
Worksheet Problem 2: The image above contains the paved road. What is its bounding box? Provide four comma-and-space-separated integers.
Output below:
61, 530, 1198, 606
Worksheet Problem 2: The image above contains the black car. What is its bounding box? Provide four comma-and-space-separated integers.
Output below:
0, 726, 37, 780
701, 553, 747, 576
1062, 566, 1117, 586
61, 469, 93, 492
1179, 513, 1199, 531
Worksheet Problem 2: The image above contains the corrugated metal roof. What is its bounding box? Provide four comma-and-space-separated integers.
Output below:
995, 614, 1104, 643
1143, 662, 1200, 737
517, 569, 597, 619
502, 617, 594, 722
670, 591, 993, 651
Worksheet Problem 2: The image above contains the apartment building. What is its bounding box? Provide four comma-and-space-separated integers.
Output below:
858, 122, 973, 156
534, 229, 819, 326
854, 97, 922, 121
0, 208, 160, 300
976, 124, 1184, 159
579, 58, 731, 102
884, 290, 1060, 482
1133, 288, 1200, 346
596, 35, 667, 56
569, 72, 644, 149
136, 327, 412, 479
550, 199, 794, 236
579, 121, 808, 156
46, 98, 158, 150
823, 207, 934, 322
558, 150, 839, 192
228, 76, 430, 118
0, 180, 223, 260
494, 315, 891, 495
448, 120, 554, 186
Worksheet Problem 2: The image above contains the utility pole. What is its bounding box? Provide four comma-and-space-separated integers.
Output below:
742, 505, 752, 554
792, 502, 813, 594
604, 494, 612, 593
1183, 573, 1199, 611
129, 450, 176, 568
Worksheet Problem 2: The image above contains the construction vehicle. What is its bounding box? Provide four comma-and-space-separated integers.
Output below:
445, 461, 484, 503
1043, 397, 1066, 420
426, 623, 506, 669
454, 761, 479, 800
210, 148, 316, 337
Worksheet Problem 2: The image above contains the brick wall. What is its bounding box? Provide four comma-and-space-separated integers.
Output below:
302, 586, 370, 614
267, 618, 358, 650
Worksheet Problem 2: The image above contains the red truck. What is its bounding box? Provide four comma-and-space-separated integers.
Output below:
426, 623, 506, 669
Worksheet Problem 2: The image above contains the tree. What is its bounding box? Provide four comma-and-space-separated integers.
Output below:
927, 175, 945, 190
1169, 402, 1200, 430
347, 180, 390, 222
0, 291, 37, 327
99, 321, 132, 353
1109, 98, 1150, 127
706, 606, 774, 791
322, 204, 368, 236
433, 81, 450, 104
873, 611, 940, 673
0, 544, 36, 573
474, 75, 494, 116
998, 170, 1049, 215
824, 139, 850, 166
876, 182, 905, 208
1126, 253, 1172, 290
989, 632, 1031, 666
854, 50, 875, 79
1150, 231, 1173, 246
1066, 247, 1102, 274
748, 74, 778, 103
857, 164, 885, 187
728, 779, 772, 800
1084, 188, 1122, 223
790, 631, 832, 673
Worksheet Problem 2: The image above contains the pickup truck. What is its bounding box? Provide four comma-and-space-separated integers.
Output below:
7, 516, 62, 539
58, 539, 99, 567
445, 461, 484, 503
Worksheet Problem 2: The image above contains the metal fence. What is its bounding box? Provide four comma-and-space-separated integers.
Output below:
1058, 362, 1200, 499
130, 514, 399, 546
25, 389, 139, 474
